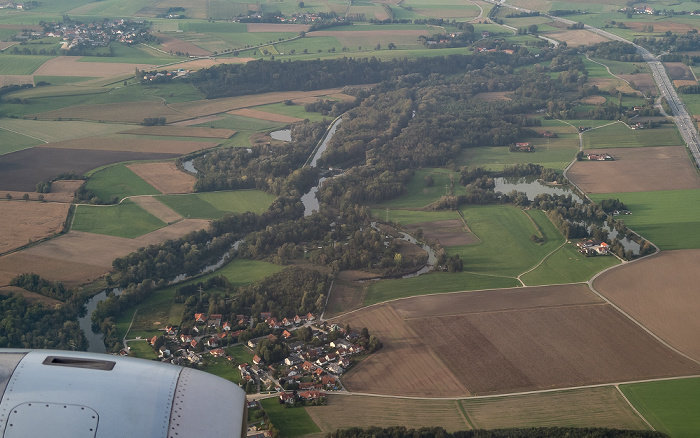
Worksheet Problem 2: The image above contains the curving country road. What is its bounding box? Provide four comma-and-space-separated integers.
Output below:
482, 0, 700, 167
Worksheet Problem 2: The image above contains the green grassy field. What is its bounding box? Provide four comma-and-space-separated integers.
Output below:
621, 378, 700, 438
260, 397, 321, 437
158, 190, 276, 219
201, 357, 242, 384
126, 340, 158, 360
34, 75, 98, 85
72, 200, 166, 238
0, 119, 127, 143
582, 122, 683, 149
380, 169, 461, 208
194, 114, 287, 132
371, 209, 461, 225
590, 190, 700, 250
0, 127, 43, 154
251, 102, 327, 122
198, 258, 285, 288
85, 164, 160, 201
226, 344, 255, 364
0, 54, 55, 75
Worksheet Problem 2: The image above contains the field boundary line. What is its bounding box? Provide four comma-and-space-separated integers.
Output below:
456, 400, 476, 429
615, 384, 655, 431
0, 125, 49, 143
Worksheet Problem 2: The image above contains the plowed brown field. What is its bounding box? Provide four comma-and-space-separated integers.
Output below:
402, 219, 479, 246
127, 162, 196, 194
567, 146, 700, 193
33, 57, 155, 77
617, 73, 656, 96
153, 32, 211, 56
665, 62, 695, 81
0, 201, 70, 254
42, 137, 216, 154
130, 196, 182, 223
545, 29, 608, 46
594, 249, 700, 362
336, 284, 700, 396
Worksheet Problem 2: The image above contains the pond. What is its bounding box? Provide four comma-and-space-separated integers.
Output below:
494, 176, 584, 203
182, 159, 198, 174
270, 129, 292, 142
78, 288, 122, 353
301, 117, 343, 216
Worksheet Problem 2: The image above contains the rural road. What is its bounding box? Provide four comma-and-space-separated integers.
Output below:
482, 0, 700, 167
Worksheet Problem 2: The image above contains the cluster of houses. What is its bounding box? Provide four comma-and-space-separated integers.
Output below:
41, 19, 148, 50
577, 239, 610, 255
587, 152, 614, 161
142, 68, 191, 81
511, 142, 534, 152
621, 5, 654, 14
0, 2, 34, 10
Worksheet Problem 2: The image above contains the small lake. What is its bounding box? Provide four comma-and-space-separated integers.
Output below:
182, 159, 198, 174
270, 129, 292, 142
494, 176, 584, 203
78, 288, 122, 353
580, 220, 641, 254
301, 117, 343, 216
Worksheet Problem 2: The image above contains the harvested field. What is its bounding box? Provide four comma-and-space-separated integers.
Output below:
127, 162, 196, 194
594, 249, 700, 362
0, 119, 128, 143
664, 62, 695, 81
337, 284, 700, 396
41, 137, 216, 154
152, 32, 211, 57
0, 252, 108, 288
306, 395, 469, 433
0, 201, 70, 254
311, 29, 426, 47
545, 29, 608, 46
45, 180, 83, 203
170, 115, 223, 127
325, 270, 379, 318
0, 286, 62, 307
627, 21, 695, 34
0, 75, 32, 86
338, 304, 470, 397
0, 147, 179, 192
172, 58, 255, 71
617, 73, 656, 96
461, 387, 650, 430
228, 108, 303, 123
32, 57, 156, 77
130, 196, 183, 223
35, 88, 345, 123
674, 79, 698, 87
588, 77, 637, 95
474, 91, 512, 101
582, 95, 606, 105
567, 146, 700, 194
120, 126, 235, 138
247, 23, 309, 32
402, 219, 479, 246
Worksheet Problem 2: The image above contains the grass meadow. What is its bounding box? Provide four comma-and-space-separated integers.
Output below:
582, 123, 683, 149
251, 102, 327, 122
590, 190, 700, 250
520, 240, 620, 285
201, 357, 242, 384
0, 127, 43, 154
72, 200, 166, 238
380, 169, 461, 208
85, 164, 160, 200
260, 397, 321, 437
0, 54, 55, 75
371, 209, 461, 225
126, 340, 158, 360
226, 344, 255, 365
621, 378, 700, 438
158, 190, 276, 219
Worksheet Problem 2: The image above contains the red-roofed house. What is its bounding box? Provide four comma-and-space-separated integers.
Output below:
210, 348, 226, 357
194, 313, 206, 323
150, 336, 158, 346
253, 355, 262, 365
282, 330, 292, 339
180, 334, 193, 343
222, 321, 231, 331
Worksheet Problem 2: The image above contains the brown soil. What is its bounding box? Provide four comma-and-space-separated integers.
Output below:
0, 286, 62, 307
324, 273, 372, 319
246, 23, 310, 32
336, 284, 700, 396
170, 115, 223, 127
127, 162, 196, 194
545, 29, 608, 46
567, 146, 700, 194
474, 91, 512, 102
0, 252, 109, 288
674, 79, 698, 87
587, 78, 637, 95
0, 201, 70, 254
2, 180, 82, 203
403, 219, 479, 246
582, 95, 607, 105
32, 57, 156, 77
228, 108, 304, 123
664, 62, 695, 81
0, 147, 179, 192
312, 29, 427, 38
152, 32, 211, 57
627, 21, 696, 34
594, 249, 700, 362
172, 57, 255, 71
41, 137, 217, 154
120, 126, 235, 138
617, 73, 656, 96
0, 74, 32, 86
130, 196, 183, 223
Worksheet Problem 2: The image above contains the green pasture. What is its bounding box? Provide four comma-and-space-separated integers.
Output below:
34, 75, 97, 85
158, 190, 275, 219
126, 340, 158, 360
197, 259, 284, 288
364, 271, 520, 306
621, 378, 700, 438
201, 358, 242, 384
0, 54, 54, 74
380, 169, 461, 208
589, 56, 648, 76
372, 209, 461, 226
0, 127, 43, 154
178, 21, 248, 33
226, 344, 255, 364
678, 93, 700, 116
195, 114, 287, 132
85, 164, 160, 200
520, 240, 620, 285
590, 190, 700, 250
260, 398, 321, 438
250, 102, 325, 122
0, 119, 126, 143
582, 122, 683, 149
72, 200, 166, 238
457, 136, 578, 171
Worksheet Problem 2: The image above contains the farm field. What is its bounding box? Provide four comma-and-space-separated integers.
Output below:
594, 249, 700, 362
0, 201, 70, 254
0, 119, 127, 143
567, 146, 700, 194
372, 209, 461, 226
0, 54, 56, 75
228, 108, 304, 123
620, 378, 700, 438
126, 162, 196, 194
589, 190, 700, 250
72, 200, 166, 238
520, 241, 620, 285
245, 102, 328, 123
582, 123, 683, 149
306, 395, 469, 434
84, 164, 160, 201
461, 386, 649, 430
339, 284, 700, 396
41, 137, 217, 154
545, 29, 609, 46
261, 398, 321, 438
0, 126, 43, 155
119, 126, 236, 139
402, 219, 479, 247
130, 196, 182, 224
380, 169, 461, 208
0, 147, 179, 192
31, 57, 157, 77
157, 190, 276, 219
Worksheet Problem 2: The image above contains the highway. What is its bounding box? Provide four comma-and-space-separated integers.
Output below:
483, 0, 700, 167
